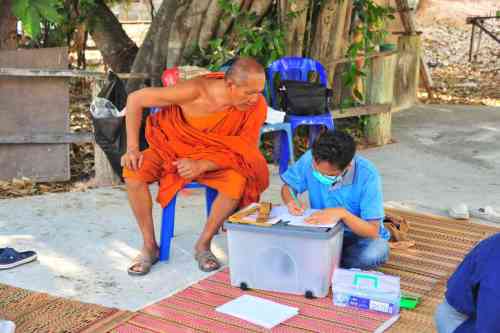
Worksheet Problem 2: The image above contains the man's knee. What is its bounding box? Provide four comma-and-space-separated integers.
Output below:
359, 239, 389, 268
343, 238, 389, 270
125, 178, 149, 192
225, 170, 247, 199
434, 300, 468, 333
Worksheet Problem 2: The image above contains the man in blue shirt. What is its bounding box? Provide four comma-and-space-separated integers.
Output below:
434, 233, 500, 333
281, 130, 390, 269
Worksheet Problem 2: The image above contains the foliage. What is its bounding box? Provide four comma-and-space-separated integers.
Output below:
11, 0, 63, 39
188, 0, 287, 70
9, 0, 130, 47
341, 0, 395, 107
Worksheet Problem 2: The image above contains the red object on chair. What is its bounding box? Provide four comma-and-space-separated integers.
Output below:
161, 67, 180, 87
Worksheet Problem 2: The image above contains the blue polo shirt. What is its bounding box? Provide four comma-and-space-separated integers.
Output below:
445, 233, 500, 332
281, 150, 389, 240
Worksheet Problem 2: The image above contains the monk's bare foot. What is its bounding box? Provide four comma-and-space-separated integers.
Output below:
194, 241, 220, 272
128, 245, 159, 276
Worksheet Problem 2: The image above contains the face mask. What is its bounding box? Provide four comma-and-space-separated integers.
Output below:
312, 168, 341, 186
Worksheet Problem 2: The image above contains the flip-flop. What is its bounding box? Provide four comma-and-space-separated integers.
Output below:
127, 251, 159, 276
449, 203, 470, 219
194, 250, 221, 272
470, 206, 500, 223
0, 248, 37, 270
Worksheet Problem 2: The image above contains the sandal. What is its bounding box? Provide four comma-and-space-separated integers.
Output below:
194, 250, 221, 272
0, 248, 37, 270
127, 251, 159, 276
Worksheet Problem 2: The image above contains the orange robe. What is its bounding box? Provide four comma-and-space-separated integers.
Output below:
123, 73, 269, 208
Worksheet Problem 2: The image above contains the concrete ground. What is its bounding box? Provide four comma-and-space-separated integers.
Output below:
0, 104, 499, 311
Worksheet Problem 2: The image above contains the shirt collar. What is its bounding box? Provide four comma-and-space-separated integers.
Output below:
331, 157, 356, 189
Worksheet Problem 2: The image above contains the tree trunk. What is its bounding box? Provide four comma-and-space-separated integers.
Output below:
127, 0, 180, 92
393, 35, 421, 111
126, 0, 273, 92
364, 54, 397, 145
87, 0, 138, 73
0, 0, 17, 50
280, 0, 310, 56
310, 0, 338, 62
167, 1, 213, 68
310, 0, 351, 84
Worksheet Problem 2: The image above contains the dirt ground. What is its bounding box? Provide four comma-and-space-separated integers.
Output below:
416, 0, 499, 106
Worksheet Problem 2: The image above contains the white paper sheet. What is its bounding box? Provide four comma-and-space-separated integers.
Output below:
236, 203, 339, 227
272, 205, 340, 228
265, 107, 286, 124
216, 295, 298, 329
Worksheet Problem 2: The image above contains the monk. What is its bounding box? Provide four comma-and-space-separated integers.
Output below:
121, 57, 269, 275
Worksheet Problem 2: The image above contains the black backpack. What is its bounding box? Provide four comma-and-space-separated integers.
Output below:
278, 80, 332, 116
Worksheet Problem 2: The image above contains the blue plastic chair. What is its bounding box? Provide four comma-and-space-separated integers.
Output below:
260, 122, 294, 174
267, 57, 335, 145
267, 56, 328, 109
159, 182, 218, 261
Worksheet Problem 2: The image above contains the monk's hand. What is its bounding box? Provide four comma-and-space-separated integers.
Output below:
173, 159, 205, 179
121, 148, 143, 171
305, 208, 345, 225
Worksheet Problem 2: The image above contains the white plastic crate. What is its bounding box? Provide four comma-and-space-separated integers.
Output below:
225, 221, 344, 298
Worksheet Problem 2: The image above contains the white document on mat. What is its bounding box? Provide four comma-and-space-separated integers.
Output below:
216, 295, 298, 329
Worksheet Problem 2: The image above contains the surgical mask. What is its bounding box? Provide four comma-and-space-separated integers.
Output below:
312, 168, 342, 186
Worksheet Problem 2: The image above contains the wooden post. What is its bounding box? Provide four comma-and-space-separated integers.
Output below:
91, 78, 123, 186
393, 35, 421, 111
364, 54, 397, 145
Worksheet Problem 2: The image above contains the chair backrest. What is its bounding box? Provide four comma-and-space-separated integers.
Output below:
267, 57, 328, 109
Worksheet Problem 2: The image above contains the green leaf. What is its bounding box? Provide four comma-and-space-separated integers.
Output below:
12, 0, 29, 18
23, 6, 42, 38
35, 0, 62, 23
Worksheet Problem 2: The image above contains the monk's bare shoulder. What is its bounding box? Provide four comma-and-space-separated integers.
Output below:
185, 76, 224, 102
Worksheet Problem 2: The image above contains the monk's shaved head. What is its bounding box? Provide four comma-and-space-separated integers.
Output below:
225, 57, 265, 86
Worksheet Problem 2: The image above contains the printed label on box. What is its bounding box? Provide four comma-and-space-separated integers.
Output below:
347, 296, 395, 314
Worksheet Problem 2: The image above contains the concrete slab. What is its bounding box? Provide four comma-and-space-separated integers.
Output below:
1, 104, 499, 310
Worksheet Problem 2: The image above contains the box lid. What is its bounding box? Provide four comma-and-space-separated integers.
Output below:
224, 220, 343, 239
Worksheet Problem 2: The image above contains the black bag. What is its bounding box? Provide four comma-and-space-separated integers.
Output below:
91, 72, 148, 179
278, 80, 332, 116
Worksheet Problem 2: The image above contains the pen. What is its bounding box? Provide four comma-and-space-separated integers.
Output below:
288, 186, 303, 211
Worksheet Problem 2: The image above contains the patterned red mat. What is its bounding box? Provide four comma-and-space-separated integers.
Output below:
109, 208, 500, 333
113, 268, 393, 333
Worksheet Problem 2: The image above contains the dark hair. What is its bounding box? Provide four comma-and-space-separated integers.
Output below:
312, 130, 356, 170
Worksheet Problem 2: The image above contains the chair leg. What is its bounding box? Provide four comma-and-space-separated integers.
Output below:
279, 130, 290, 175
309, 125, 321, 146
205, 187, 218, 217
159, 195, 177, 262
272, 132, 281, 163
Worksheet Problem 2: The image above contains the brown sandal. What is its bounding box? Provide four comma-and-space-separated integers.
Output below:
127, 251, 159, 276
194, 250, 221, 272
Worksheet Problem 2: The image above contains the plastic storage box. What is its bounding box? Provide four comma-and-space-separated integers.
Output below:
332, 269, 400, 315
225, 221, 344, 298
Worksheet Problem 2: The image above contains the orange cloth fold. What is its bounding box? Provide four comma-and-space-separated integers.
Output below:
123, 73, 269, 208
